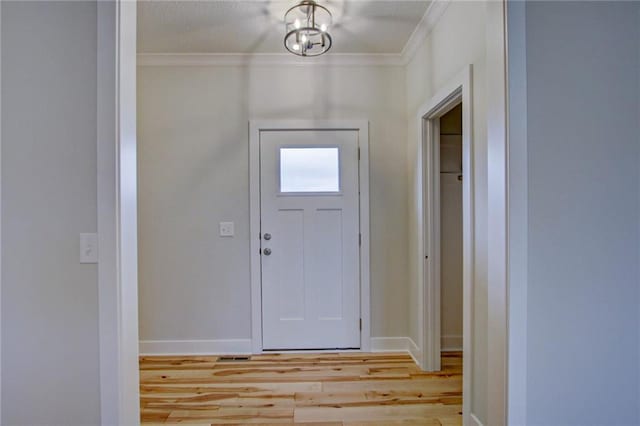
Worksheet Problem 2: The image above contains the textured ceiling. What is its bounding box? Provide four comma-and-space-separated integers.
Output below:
138, 0, 431, 54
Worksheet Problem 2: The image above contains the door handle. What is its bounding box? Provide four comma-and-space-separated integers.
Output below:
263, 248, 272, 256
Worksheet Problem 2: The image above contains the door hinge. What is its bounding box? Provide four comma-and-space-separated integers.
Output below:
359, 233, 362, 246
357, 147, 361, 161
359, 318, 362, 330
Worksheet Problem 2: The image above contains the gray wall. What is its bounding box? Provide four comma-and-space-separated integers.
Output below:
1, 2, 100, 424
510, 2, 640, 424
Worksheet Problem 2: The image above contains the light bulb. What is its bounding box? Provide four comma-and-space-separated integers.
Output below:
320, 24, 328, 32
292, 43, 300, 51
294, 19, 301, 29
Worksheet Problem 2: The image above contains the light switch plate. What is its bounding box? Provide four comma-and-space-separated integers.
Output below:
80, 233, 98, 264
219, 222, 235, 237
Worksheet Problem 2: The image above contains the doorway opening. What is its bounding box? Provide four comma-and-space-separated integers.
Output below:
416, 65, 473, 423
96, 0, 516, 420
439, 104, 463, 355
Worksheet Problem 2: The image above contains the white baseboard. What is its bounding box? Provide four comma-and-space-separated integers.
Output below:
370, 337, 411, 352
406, 337, 421, 366
139, 339, 252, 356
141, 337, 426, 361
441, 334, 463, 352
371, 337, 421, 365
469, 413, 484, 426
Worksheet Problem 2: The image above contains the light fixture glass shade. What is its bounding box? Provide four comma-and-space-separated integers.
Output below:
284, 0, 332, 57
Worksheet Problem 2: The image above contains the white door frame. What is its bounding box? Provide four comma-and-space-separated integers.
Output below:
0, 3, 3, 421
486, 1, 509, 424
416, 65, 473, 422
249, 120, 371, 353
97, 1, 140, 425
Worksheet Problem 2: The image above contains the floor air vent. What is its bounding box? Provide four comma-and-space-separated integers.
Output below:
217, 356, 251, 362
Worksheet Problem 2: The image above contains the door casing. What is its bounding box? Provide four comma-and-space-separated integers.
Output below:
249, 120, 371, 353
416, 65, 473, 423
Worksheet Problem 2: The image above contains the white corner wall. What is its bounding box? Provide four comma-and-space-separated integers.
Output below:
137, 64, 409, 346
506, 1, 528, 424
1, 1, 101, 425
508, 2, 640, 424
405, 1, 488, 423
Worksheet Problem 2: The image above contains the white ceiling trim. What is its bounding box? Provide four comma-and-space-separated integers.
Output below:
137, 0, 450, 68
400, 0, 450, 64
137, 52, 405, 67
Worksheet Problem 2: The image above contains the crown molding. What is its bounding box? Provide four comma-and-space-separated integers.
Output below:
400, 0, 451, 65
137, 0, 450, 68
137, 52, 405, 67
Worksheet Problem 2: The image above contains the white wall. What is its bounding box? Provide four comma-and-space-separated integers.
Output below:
137, 64, 408, 344
405, 1, 488, 423
508, 1, 640, 424
1, 1, 100, 425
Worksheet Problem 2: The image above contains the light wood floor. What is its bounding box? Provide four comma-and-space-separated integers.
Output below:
140, 351, 462, 425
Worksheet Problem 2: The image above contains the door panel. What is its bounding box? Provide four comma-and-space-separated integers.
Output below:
260, 130, 360, 350
312, 209, 343, 320
275, 209, 305, 320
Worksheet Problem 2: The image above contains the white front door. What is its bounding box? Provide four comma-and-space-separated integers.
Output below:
260, 129, 361, 350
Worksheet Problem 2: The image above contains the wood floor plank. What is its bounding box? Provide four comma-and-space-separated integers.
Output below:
321, 377, 461, 394
165, 407, 294, 424
140, 408, 172, 423
141, 382, 323, 395
345, 420, 452, 426
140, 352, 462, 425
293, 404, 461, 422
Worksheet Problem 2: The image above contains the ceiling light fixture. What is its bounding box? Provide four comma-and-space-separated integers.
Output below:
284, 0, 332, 57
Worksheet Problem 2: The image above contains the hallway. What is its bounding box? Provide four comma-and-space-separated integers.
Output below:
140, 352, 462, 424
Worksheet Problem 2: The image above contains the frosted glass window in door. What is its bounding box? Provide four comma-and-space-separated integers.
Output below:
280, 148, 340, 193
